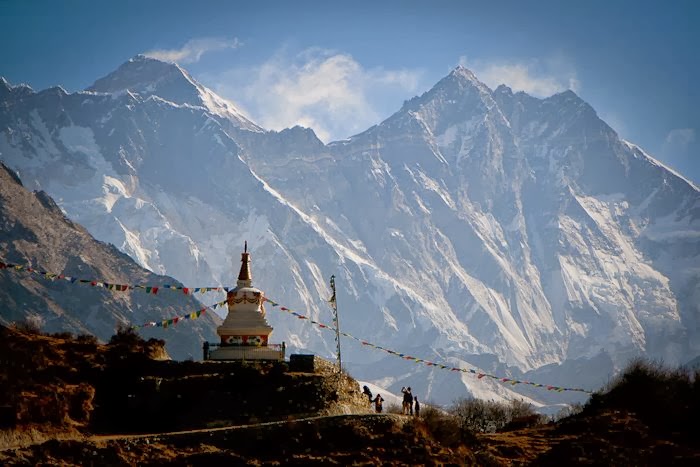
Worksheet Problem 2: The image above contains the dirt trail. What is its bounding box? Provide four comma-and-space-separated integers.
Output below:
91, 413, 405, 442
0, 413, 406, 450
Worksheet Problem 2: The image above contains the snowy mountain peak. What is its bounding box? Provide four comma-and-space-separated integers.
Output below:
0, 76, 34, 97
494, 84, 514, 96
387, 64, 500, 139
547, 89, 584, 104
88, 55, 262, 131
88, 55, 184, 94
449, 65, 480, 82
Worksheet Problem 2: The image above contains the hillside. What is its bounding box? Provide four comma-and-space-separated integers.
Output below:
0, 162, 219, 359
0, 325, 464, 465
1, 325, 698, 465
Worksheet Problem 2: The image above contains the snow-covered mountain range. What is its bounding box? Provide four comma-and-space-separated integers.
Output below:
1, 55, 698, 406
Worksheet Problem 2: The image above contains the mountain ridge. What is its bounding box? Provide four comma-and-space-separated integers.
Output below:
87, 54, 262, 132
0, 57, 698, 406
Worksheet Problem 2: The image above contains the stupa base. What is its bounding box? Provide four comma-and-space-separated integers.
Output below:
205, 343, 285, 361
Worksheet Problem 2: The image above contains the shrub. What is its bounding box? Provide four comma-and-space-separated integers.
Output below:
451, 398, 506, 433
75, 333, 99, 345
552, 402, 583, 422
13, 315, 44, 334
108, 324, 146, 348
450, 397, 543, 433
507, 398, 536, 419
50, 331, 74, 340
586, 359, 698, 440
418, 402, 465, 447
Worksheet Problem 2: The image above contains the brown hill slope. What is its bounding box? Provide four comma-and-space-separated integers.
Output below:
2, 326, 699, 465
0, 162, 218, 358
0, 325, 469, 465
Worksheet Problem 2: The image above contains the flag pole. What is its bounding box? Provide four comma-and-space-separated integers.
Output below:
329, 275, 342, 378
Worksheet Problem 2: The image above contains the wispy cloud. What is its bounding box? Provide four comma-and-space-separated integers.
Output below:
664, 128, 696, 151
660, 128, 698, 183
144, 37, 241, 64
460, 56, 579, 97
205, 48, 423, 142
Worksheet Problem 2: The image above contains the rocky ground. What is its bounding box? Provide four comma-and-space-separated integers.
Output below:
2, 414, 469, 466
1, 325, 699, 465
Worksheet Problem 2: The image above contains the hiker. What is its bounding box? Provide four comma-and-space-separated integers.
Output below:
372, 394, 384, 413
362, 385, 373, 404
414, 396, 420, 417
401, 386, 413, 415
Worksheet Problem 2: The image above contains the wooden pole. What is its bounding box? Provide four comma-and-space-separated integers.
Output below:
329, 275, 342, 378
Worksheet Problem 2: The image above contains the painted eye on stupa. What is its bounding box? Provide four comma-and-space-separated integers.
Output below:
248, 336, 262, 346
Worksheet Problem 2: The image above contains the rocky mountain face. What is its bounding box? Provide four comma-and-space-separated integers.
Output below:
0, 162, 219, 359
1, 57, 698, 406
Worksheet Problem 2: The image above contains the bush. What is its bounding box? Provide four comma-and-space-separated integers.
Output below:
419, 403, 465, 447
75, 333, 99, 345
586, 359, 698, 440
108, 324, 146, 348
499, 399, 547, 431
50, 331, 74, 340
507, 398, 537, 419
451, 398, 505, 433
13, 315, 44, 334
552, 402, 584, 422
450, 397, 542, 433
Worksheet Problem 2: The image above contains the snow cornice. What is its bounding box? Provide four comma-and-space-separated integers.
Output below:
622, 140, 700, 192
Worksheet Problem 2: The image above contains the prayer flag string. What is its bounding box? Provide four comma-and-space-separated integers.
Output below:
0, 261, 228, 294
263, 296, 592, 394
0, 261, 592, 394
129, 299, 228, 330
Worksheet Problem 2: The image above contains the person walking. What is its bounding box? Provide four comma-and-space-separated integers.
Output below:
414, 396, 420, 417
372, 394, 384, 413
362, 385, 373, 405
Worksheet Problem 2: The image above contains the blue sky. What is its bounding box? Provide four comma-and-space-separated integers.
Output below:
2, 0, 698, 183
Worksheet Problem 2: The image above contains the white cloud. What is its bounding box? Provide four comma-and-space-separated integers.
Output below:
664, 128, 696, 150
460, 55, 579, 98
659, 128, 699, 184
205, 48, 423, 143
144, 37, 241, 64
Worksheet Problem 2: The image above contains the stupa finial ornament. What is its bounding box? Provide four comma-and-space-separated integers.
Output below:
237, 241, 252, 286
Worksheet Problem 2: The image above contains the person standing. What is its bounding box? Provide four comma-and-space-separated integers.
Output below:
372, 394, 384, 413
414, 396, 420, 417
401, 386, 413, 415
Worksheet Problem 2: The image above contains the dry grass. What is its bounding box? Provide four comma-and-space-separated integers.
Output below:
0, 425, 84, 451
2, 326, 698, 465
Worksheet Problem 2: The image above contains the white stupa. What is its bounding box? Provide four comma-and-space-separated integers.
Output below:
207, 242, 284, 361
